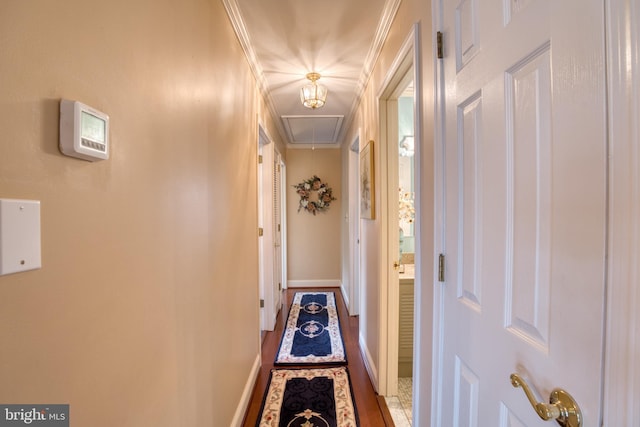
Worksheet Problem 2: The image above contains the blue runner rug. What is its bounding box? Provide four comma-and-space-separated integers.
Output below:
275, 292, 346, 365
255, 366, 359, 427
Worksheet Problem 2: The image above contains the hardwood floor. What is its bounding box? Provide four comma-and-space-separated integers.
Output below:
242, 288, 392, 426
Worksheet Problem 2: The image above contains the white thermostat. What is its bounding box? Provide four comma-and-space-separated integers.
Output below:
59, 99, 109, 161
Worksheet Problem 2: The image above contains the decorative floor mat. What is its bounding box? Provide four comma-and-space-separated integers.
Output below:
275, 292, 346, 365
255, 366, 359, 427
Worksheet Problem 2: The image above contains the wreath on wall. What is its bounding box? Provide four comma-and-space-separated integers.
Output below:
293, 175, 336, 215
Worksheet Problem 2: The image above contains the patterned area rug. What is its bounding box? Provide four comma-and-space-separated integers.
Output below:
275, 292, 346, 365
255, 367, 359, 427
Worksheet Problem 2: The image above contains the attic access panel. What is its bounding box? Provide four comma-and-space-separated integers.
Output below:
282, 115, 344, 144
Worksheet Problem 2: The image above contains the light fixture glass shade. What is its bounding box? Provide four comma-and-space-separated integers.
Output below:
300, 72, 327, 109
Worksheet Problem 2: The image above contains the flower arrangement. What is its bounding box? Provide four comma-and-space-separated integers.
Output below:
399, 187, 415, 223
294, 175, 336, 215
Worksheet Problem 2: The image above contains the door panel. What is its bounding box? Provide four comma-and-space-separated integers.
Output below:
438, 0, 606, 425
505, 45, 552, 349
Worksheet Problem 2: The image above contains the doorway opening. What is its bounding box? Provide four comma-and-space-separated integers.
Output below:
377, 24, 423, 426
396, 85, 416, 424
257, 123, 285, 333
381, 74, 416, 426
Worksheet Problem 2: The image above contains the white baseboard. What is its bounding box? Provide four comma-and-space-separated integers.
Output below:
230, 353, 261, 427
359, 332, 379, 393
287, 279, 341, 288
340, 284, 350, 310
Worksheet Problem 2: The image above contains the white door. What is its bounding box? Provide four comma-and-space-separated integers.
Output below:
257, 144, 268, 331
436, 0, 607, 425
273, 152, 283, 311
258, 125, 276, 331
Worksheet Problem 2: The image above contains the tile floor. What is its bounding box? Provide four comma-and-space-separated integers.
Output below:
386, 377, 413, 426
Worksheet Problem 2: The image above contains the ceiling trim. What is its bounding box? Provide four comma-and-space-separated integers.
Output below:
222, 0, 290, 144
282, 115, 345, 145
223, 0, 402, 147
338, 0, 403, 144
359, 0, 404, 97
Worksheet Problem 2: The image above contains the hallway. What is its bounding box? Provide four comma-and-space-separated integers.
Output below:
242, 288, 392, 426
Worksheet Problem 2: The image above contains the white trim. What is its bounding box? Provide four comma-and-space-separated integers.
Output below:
221, 0, 282, 142
280, 160, 288, 290
287, 279, 341, 288
603, 0, 640, 424
339, 0, 404, 145
340, 282, 350, 310
431, 2, 446, 426
346, 132, 361, 316
273, 149, 284, 313
230, 353, 261, 427
286, 143, 342, 150
360, 0, 404, 92
408, 22, 428, 427
376, 23, 422, 406
359, 332, 379, 393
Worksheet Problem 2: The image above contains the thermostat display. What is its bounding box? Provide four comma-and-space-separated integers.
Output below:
60, 99, 109, 161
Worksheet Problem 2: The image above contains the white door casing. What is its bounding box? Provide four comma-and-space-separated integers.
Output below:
258, 123, 277, 331
348, 135, 361, 316
279, 160, 288, 292
434, 0, 607, 425
603, 0, 640, 423
377, 23, 424, 407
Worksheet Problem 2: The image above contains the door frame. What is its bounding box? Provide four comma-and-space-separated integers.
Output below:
377, 22, 424, 409
603, 0, 640, 423
347, 134, 361, 316
272, 149, 285, 310
279, 157, 288, 293
431, 2, 446, 425
257, 122, 278, 331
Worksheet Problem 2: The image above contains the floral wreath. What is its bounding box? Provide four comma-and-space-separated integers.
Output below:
293, 175, 336, 215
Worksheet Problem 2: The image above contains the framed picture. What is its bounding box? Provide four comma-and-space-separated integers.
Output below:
360, 140, 375, 219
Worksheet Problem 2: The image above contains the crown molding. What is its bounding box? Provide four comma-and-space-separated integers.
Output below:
221, 0, 290, 145
339, 0, 403, 145
223, 0, 402, 147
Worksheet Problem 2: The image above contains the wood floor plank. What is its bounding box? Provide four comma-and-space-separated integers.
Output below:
242, 288, 392, 427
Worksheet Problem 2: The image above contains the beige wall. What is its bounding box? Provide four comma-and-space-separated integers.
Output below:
343, 0, 434, 407
286, 148, 342, 285
0, 1, 282, 425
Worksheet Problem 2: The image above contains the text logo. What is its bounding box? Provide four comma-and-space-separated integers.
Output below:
0, 405, 68, 426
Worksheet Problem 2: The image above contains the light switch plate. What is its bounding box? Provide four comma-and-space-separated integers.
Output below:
0, 199, 41, 276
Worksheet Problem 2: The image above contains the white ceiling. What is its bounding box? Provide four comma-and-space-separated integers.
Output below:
223, 0, 401, 147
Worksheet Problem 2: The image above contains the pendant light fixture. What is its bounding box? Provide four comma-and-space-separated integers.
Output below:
300, 72, 327, 109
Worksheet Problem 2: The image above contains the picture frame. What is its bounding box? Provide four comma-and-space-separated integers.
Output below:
360, 140, 375, 219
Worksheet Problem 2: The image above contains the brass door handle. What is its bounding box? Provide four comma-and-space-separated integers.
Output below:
510, 373, 582, 427
393, 261, 400, 270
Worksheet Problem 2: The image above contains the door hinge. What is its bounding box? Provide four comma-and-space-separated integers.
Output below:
259, 299, 264, 308
278, 282, 282, 291
438, 253, 445, 282
277, 224, 281, 232
258, 227, 264, 236
258, 155, 263, 164
436, 31, 444, 59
